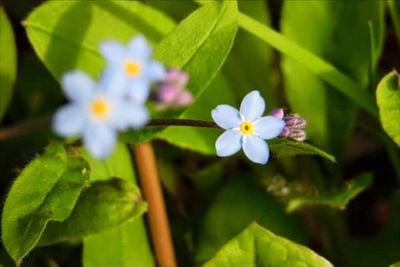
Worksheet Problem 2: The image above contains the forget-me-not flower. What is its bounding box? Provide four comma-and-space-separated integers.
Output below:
211, 90, 285, 164
53, 71, 149, 159
100, 36, 166, 104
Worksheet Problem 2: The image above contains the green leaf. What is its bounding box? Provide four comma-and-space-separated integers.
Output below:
83, 143, 155, 267
202, 223, 333, 267
38, 177, 147, 246
25, 0, 175, 79
389, 263, 400, 267
281, 1, 384, 156
286, 173, 373, 212
124, 0, 239, 144
195, 178, 307, 264
0, 7, 17, 122
1, 144, 89, 264
376, 71, 400, 146
269, 139, 336, 162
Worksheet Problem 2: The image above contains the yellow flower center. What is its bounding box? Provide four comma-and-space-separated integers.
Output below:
240, 121, 254, 135
124, 59, 141, 77
90, 99, 110, 119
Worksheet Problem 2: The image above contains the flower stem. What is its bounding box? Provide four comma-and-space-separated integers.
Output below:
0, 116, 219, 141
132, 142, 177, 267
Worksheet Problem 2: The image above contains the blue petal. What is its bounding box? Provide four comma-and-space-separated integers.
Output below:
145, 61, 166, 81
239, 90, 265, 122
83, 122, 117, 159
100, 40, 126, 65
111, 101, 149, 130
215, 130, 242, 157
211, 105, 242, 129
128, 36, 152, 61
100, 68, 128, 98
242, 135, 269, 164
61, 71, 96, 102
254, 116, 285, 140
127, 79, 151, 103
53, 104, 85, 137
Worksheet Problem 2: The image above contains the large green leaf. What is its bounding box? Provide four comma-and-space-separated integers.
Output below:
0, 7, 17, 122
203, 223, 333, 267
286, 173, 373, 212
281, 1, 384, 156
1, 144, 89, 264
83, 143, 155, 267
376, 71, 400, 146
195, 177, 307, 264
25, 0, 175, 79
38, 177, 146, 246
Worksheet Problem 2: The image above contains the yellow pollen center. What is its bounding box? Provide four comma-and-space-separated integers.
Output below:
124, 60, 141, 77
90, 99, 109, 118
240, 121, 254, 135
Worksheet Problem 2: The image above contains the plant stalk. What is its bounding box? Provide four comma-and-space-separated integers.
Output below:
133, 142, 177, 267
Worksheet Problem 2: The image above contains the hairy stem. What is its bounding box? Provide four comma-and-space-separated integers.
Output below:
0, 116, 219, 141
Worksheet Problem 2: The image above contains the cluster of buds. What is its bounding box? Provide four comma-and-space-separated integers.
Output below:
153, 69, 193, 109
270, 108, 307, 142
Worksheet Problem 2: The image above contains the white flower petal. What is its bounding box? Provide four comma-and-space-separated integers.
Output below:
145, 61, 166, 81
215, 130, 242, 157
240, 90, 265, 122
100, 40, 126, 65
83, 122, 117, 159
242, 135, 269, 164
127, 78, 151, 104
53, 104, 85, 137
128, 36, 152, 61
100, 68, 128, 98
111, 102, 149, 130
254, 116, 285, 140
211, 105, 242, 129
61, 71, 96, 102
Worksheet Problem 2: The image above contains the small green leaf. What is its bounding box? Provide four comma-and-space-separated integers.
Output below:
203, 223, 333, 267
0, 7, 17, 122
269, 139, 336, 162
39, 177, 147, 246
376, 71, 400, 146
1, 144, 89, 264
82, 143, 155, 267
287, 173, 373, 212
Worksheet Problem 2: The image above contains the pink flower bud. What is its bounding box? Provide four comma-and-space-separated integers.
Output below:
270, 108, 285, 119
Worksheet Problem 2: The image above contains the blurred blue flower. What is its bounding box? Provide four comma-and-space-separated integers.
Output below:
100, 36, 166, 104
211, 90, 285, 164
53, 71, 149, 159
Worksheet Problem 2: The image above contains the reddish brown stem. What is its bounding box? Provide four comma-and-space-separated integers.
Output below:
133, 143, 177, 267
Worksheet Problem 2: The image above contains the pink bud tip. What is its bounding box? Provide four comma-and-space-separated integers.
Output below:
270, 108, 285, 119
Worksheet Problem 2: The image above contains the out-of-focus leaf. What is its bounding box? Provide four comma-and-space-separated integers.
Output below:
83, 143, 155, 267
202, 223, 333, 267
269, 139, 336, 162
343, 191, 400, 267
376, 71, 400, 146
38, 178, 146, 245
25, 0, 175, 79
281, 1, 384, 156
287, 173, 373, 212
195, 178, 307, 264
0, 7, 17, 122
389, 263, 400, 267
1, 144, 89, 264
388, 0, 400, 44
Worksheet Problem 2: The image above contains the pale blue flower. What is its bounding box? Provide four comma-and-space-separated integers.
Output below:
53, 71, 149, 159
211, 90, 285, 164
100, 36, 166, 104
